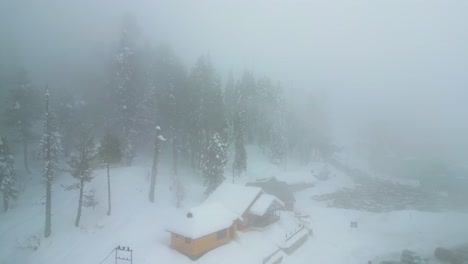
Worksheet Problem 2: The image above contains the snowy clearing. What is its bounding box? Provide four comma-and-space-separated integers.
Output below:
1, 148, 467, 264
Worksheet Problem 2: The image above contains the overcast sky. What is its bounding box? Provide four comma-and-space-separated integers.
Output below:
2, 0, 468, 160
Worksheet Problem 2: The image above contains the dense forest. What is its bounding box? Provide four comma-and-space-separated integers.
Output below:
0, 17, 331, 226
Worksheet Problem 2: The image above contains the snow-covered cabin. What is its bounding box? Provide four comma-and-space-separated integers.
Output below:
247, 177, 295, 210
167, 184, 286, 258
204, 183, 262, 230
204, 183, 284, 229
166, 203, 240, 259
248, 194, 285, 228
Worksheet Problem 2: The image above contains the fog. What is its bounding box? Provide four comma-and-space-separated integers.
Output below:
2, 2, 468, 263
2, 0, 468, 165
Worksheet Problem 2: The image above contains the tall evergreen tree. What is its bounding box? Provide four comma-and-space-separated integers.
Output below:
37, 88, 62, 237
202, 132, 227, 195
98, 133, 122, 216
149, 126, 165, 203
3, 69, 40, 174
269, 87, 288, 166
0, 137, 17, 212
235, 71, 258, 143
224, 72, 236, 134
133, 43, 157, 147
145, 44, 188, 176
188, 56, 226, 173
68, 128, 95, 227
255, 77, 277, 149
109, 15, 141, 166
232, 116, 247, 179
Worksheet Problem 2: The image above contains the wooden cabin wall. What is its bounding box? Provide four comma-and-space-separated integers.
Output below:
171, 224, 237, 257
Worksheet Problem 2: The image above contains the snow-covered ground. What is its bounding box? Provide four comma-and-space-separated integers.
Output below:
1, 146, 468, 264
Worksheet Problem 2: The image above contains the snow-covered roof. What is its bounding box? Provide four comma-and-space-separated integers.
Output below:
204, 183, 262, 216
246, 177, 295, 203
249, 194, 285, 216
166, 203, 239, 239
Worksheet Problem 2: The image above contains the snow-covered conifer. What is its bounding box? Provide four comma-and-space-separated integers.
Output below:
4, 69, 41, 174
188, 56, 226, 173
234, 71, 257, 143
109, 16, 141, 166
37, 93, 63, 180
232, 116, 247, 179
202, 132, 227, 195
67, 128, 95, 227
98, 133, 122, 216
0, 137, 17, 212
37, 88, 62, 238
149, 126, 165, 203
269, 92, 288, 166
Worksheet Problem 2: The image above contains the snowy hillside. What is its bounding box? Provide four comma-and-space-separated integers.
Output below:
1, 146, 468, 264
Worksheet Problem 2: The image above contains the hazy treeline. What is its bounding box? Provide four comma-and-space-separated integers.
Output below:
0, 16, 331, 186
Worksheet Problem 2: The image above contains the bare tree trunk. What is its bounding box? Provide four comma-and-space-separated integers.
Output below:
23, 138, 30, 174
44, 90, 52, 238
75, 180, 84, 227
190, 135, 200, 173
190, 147, 195, 171
45, 180, 51, 237
172, 128, 178, 176
149, 169, 156, 203
3, 192, 8, 212
107, 163, 111, 216
149, 130, 161, 203
232, 164, 235, 184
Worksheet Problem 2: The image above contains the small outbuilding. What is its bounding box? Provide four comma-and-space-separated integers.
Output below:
247, 177, 295, 211
167, 203, 240, 259
248, 194, 285, 228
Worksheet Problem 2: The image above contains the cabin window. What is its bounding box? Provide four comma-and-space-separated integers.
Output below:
185, 237, 192, 244
216, 229, 227, 240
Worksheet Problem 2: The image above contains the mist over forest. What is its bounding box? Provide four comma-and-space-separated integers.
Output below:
0, 1, 468, 202
2, 1, 468, 176
1, 1, 468, 263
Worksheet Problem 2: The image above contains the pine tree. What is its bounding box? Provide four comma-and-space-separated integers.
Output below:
0, 137, 17, 212
235, 71, 258, 143
82, 189, 98, 209
67, 128, 95, 227
37, 88, 62, 238
224, 72, 236, 133
269, 89, 288, 166
255, 76, 276, 149
98, 133, 122, 216
188, 56, 226, 173
202, 132, 227, 195
232, 116, 247, 179
3, 69, 41, 174
109, 15, 141, 166
141, 44, 188, 176
149, 126, 165, 203
132, 44, 157, 148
